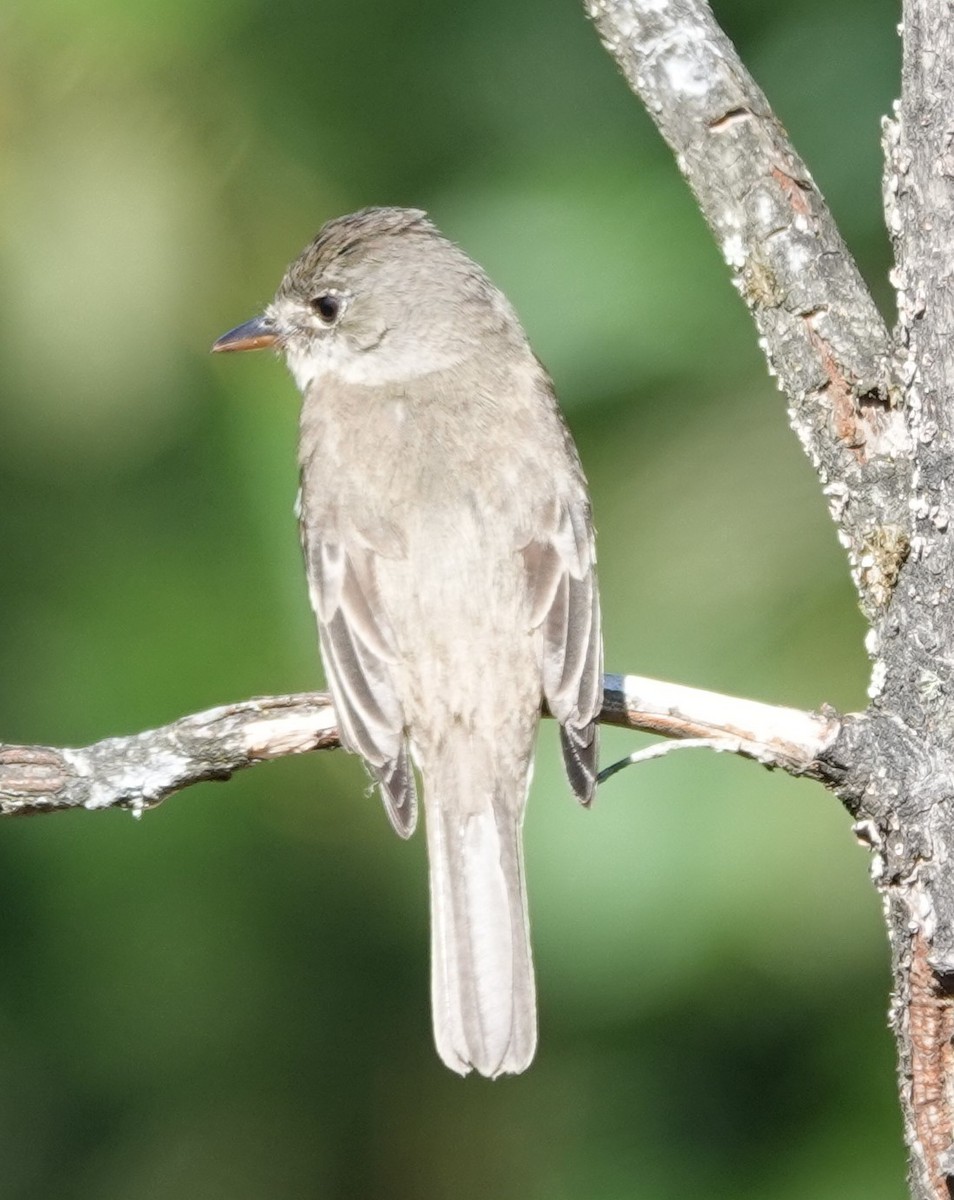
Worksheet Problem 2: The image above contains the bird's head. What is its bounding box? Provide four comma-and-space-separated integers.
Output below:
212, 207, 517, 391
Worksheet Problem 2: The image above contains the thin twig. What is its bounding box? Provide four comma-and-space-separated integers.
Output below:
597, 735, 744, 783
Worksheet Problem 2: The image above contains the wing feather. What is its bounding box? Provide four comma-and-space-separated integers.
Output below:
523, 496, 603, 806
304, 527, 417, 837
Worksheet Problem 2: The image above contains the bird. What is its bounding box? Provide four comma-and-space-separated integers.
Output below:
213, 207, 602, 1077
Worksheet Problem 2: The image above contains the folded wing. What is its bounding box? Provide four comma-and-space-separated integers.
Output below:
302, 526, 417, 836
523, 494, 602, 804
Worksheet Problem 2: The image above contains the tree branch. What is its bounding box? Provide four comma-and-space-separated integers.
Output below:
0, 695, 340, 817
0, 676, 841, 817
583, 0, 912, 618
601, 672, 839, 779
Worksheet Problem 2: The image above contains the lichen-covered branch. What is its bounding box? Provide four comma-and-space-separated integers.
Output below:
583, 0, 912, 618
0, 676, 842, 817
0, 695, 340, 816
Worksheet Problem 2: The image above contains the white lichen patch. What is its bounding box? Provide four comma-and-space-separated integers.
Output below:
907, 882, 937, 942
852, 818, 883, 851
722, 233, 746, 268
785, 241, 810, 273
866, 411, 912, 460
80, 746, 193, 810
754, 190, 777, 229
823, 483, 850, 522
61, 747, 91, 778
869, 658, 888, 699
662, 51, 711, 97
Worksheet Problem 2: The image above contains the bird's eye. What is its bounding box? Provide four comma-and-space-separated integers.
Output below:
310, 294, 341, 324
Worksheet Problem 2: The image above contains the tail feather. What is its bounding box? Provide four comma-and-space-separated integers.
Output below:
560, 719, 599, 807
424, 748, 536, 1078
372, 746, 418, 838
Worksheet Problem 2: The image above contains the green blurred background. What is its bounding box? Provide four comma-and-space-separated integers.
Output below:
0, 0, 904, 1196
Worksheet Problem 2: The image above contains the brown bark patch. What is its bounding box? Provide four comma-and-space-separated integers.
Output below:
0, 746, 70, 797
805, 320, 869, 461
909, 930, 954, 1198
771, 165, 812, 216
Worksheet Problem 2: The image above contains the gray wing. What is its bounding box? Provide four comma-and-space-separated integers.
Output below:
302, 525, 417, 837
523, 494, 602, 805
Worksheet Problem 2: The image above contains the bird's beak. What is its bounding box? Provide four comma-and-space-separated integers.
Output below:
211, 314, 280, 353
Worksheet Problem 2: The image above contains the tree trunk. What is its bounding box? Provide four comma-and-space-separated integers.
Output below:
582, 2, 954, 1196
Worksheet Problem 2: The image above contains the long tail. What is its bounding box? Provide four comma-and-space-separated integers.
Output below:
423, 742, 536, 1078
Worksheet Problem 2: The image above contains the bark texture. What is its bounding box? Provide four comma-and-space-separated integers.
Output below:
880, 4, 954, 1194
